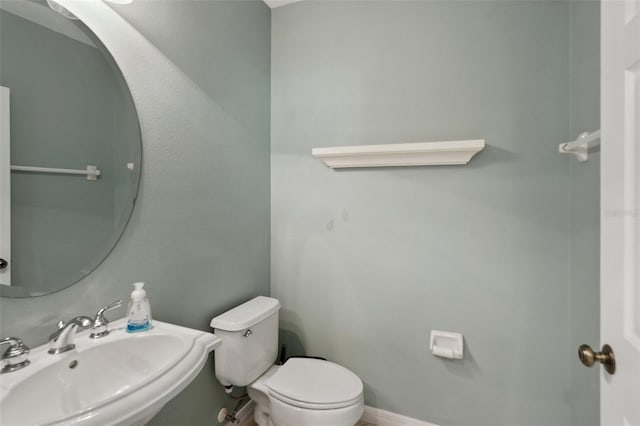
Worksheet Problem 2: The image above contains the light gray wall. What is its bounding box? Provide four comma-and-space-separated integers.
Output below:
271, 2, 572, 425
568, 1, 600, 425
0, 1, 270, 424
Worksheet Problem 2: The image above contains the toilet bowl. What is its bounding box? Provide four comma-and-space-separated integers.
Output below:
249, 358, 364, 426
211, 296, 364, 426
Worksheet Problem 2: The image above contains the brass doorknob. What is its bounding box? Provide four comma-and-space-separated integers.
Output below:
579, 344, 616, 374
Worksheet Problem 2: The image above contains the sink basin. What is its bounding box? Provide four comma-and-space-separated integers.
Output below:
0, 319, 220, 425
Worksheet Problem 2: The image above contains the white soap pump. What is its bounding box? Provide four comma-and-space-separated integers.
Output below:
126, 282, 152, 333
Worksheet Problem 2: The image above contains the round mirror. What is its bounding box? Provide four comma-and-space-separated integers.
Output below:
0, 0, 142, 297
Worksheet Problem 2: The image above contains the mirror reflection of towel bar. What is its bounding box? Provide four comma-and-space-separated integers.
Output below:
10, 165, 101, 181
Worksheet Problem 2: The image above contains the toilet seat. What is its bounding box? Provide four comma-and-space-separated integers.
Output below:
266, 358, 363, 410
268, 388, 362, 410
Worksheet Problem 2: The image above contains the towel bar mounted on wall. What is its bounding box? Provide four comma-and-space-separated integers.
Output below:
558, 130, 600, 163
10, 165, 101, 181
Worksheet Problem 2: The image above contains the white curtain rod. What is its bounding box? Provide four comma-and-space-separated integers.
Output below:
10, 165, 101, 181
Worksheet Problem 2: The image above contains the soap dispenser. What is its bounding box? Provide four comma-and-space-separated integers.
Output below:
126, 282, 152, 333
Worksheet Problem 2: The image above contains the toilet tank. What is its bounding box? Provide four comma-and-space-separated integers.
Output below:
210, 296, 281, 387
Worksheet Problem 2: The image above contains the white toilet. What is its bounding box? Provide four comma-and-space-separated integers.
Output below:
210, 296, 364, 426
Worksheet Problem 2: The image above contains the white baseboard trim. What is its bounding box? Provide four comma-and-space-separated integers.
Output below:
362, 405, 439, 426
225, 400, 256, 426
225, 401, 435, 426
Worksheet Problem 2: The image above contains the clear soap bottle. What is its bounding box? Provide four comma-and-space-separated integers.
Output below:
126, 282, 152, 333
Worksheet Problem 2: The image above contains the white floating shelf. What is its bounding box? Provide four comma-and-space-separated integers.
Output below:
312, 139, 485, 169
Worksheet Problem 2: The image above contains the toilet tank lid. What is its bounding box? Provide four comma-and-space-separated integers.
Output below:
210, 296, 281, 331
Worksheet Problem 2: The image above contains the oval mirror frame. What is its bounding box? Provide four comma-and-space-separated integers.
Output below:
0, 1, 142, 298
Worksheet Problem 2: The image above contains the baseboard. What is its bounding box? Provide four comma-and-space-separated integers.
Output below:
225, 401, 435, 426
362, 405, 439, 426
225, 400, 256, 426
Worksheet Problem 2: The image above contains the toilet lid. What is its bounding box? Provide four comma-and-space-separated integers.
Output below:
266, 358, 363, 409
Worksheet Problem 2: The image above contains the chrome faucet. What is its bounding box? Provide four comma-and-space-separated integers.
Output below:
1, 337, 30, 373
48, 316, 93, 354
48, 300, 123, 354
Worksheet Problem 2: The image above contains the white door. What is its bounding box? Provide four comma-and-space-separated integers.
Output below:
0, 86, 10, 286
600, 0, 640, 424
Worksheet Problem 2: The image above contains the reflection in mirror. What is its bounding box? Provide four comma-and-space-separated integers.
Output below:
0, 0, 142, 297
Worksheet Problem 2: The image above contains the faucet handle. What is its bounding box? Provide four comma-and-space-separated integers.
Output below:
90, 300, 123, 339
1, 337, 30, 374
1, 336, 29, 354
95, 300, 123, 323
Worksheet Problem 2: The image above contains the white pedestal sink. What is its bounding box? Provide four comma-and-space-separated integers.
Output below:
0, 319, 221, 425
